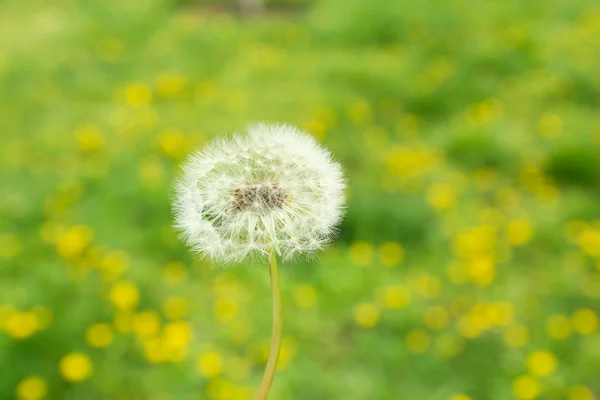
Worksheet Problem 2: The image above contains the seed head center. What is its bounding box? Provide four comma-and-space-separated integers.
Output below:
232, 183, 287, 212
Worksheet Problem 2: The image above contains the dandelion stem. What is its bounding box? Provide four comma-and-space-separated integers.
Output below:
254, 252, 283, 400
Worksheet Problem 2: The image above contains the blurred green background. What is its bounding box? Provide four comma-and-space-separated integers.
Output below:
1, 0, 600, 399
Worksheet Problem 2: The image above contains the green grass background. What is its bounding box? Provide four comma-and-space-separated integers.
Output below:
1, 0, 600, 399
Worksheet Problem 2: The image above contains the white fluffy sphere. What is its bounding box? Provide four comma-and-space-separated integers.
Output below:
173, 122, 346, 263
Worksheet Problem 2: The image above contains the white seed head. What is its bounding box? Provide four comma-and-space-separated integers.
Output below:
173, 122, 346, 264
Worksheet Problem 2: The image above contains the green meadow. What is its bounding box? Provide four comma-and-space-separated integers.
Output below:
1, 0, 600, 399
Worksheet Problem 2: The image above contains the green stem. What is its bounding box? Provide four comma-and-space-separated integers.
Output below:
254, 252, 283, 400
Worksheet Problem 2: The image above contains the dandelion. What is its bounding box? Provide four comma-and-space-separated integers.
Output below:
173, 122, 346, 399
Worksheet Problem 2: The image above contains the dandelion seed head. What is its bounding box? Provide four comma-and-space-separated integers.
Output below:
173, 122, 346, 263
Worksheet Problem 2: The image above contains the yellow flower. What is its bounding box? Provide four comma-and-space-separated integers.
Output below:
405, 329, 430, 354
571, 308, 599, 334
512, 375, 539, 400
578, 228, 600, 257
132, 310, 161, 338
292, 284, 317, 309
526, 350, 557, 377
85, 323, 113, 348
124, 82, 152, 107
0, 233, 22, 258
416, 274, 442, 299
59, 353, 93, 382
545, 314, 570, 340
16, 376, 47, 400
506, 219, 534, 246
378, 242, 404, 267
109, 280, 140, 311
503, 324, 529, 349
427, 184, 456, 210
380, 285, 411, 309
349, 241, 374, 266
424, 306, 449, 330
5, 311, 39, 339
354, 303, 380, 328
163, 297, 190, 320
162, 321, 193, 351
155, 72, 187, 98
56, 225, 93, 259
158, 128, 186, 159
197, 351, 223, 378
567, 386, 595, 400
99, 250, 129, 282
74, 125, 105, 153
214, 298, 238, 323
163, 261, 188, 286
450, 394, 472, 400
347, 99, 371, 125
467, 257, 495, 286
538, 113, 563, 139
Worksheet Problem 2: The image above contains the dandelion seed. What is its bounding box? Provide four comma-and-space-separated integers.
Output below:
173, 122, 346, 264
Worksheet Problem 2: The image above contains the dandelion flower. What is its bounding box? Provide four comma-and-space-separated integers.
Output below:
173, 122, 346, 400
173, 122, 346, 264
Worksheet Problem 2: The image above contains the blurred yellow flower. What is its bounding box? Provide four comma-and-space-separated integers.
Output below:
162, 321, 193, 351
132, 310, 161, 338
197, 351, 223, 378
538, 113, 563, 139
526, 350, 558, 377
545, 314, 571, 340
354, 303, 380, 328
378, 242, 404, 267
214, 298, 238, 323
158, 128, 186, 159
578, 228, 600, 257
163, 297, 190, 320
504, 324, 530, 349
506, 219, 534, 246
276, 338, 298, 371
424, 306, 450, 330
571, 308, 599, 334
163, 261, 188, 286
85, 323, 113, 348
59, 353, 93, 382
416, 274, 442, 299
512, 375, 539, 400
380, 284, 411, 309
0, 233, 22, 258
74, 125, 105, 153
124, 82, 153, 107
450, 394, 471, 400
207, 378, 235, 400
347, 99, 371, 125
56, 225, 93, 259
16, 376, 47, 400
99, 250, 129, 282
109, 280, 140, 311
303, 119, 327, 142
6, 311, 39, 339
405, 329, 430, 354
567, 386, 595, 400
155, 72, 187, 98
467, 257, 495, 286
292, 284, 317, 309
114, 311, 133, 334
427, 184, 456, 210
349, 241, 374, 266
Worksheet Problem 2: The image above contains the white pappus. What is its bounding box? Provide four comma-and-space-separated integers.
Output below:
173, 122, 346, 264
